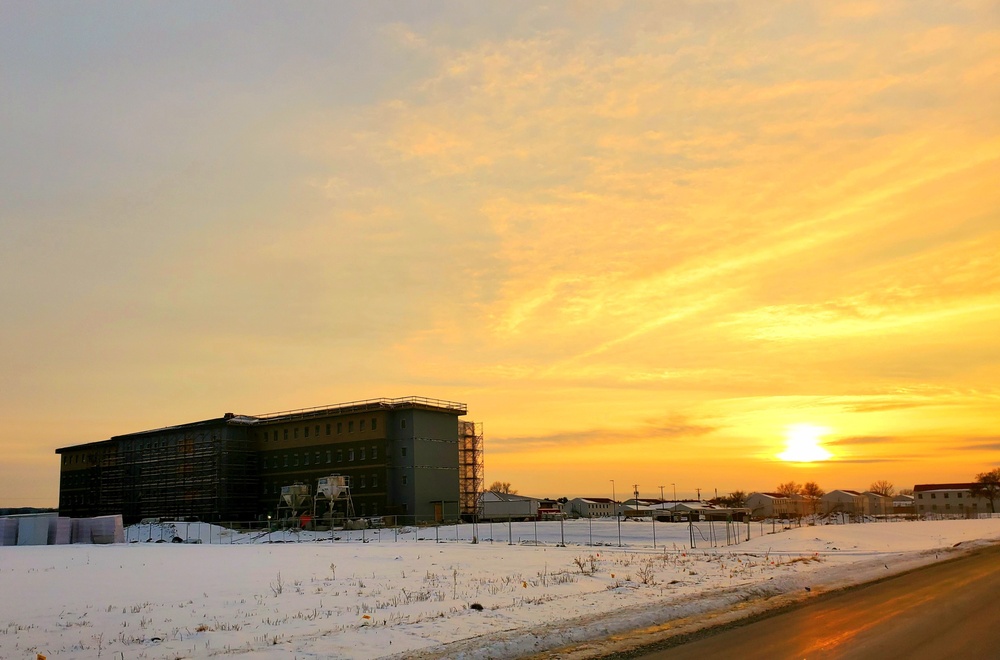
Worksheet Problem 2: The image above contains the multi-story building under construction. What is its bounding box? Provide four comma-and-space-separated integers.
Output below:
55, 397, 483, 525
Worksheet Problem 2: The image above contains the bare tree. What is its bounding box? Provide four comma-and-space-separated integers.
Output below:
487, 480, 518, 495
970, 468, 1000, 513
801, 482, 825, 498
868, 480, 895, 496
727, 490, 748, 507
800, 481, 824, 515
714, 490, 747, 507
775, 481, 801, 497
898, 488, 914, 496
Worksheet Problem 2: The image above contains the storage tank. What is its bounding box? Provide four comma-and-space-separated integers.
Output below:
317, 475, 350, 500
280, 483, 311, 510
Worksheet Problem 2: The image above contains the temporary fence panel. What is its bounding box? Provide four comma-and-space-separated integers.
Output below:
47, 517, 73, 545
0, 518, 18, 546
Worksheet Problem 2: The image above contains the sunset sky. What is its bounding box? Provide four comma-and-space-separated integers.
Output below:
2, 1, 999, 507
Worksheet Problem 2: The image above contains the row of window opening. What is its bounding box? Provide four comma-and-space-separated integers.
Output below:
263, 446, 381, 469
263, 417, 396, 442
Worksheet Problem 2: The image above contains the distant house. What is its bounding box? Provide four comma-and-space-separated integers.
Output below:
863, 491, 895, 517
913, 483, 991, 517
745, 492, 805, 519
567, 497, 616, 518
893, 494, 915, 516
821, 490, 867, 516
665, 502, 750, 522
621, 498, 664, 518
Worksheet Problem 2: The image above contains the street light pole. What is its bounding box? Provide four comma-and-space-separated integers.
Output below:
672, 483, 676, 502
611, 479, 621, 547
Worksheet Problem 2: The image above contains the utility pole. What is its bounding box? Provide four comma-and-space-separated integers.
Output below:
611, 480, 621, 547
696, 487, 701, 501
659, 485, 665, 502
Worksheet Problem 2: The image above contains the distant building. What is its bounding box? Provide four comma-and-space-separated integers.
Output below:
862, 491, 895, 517
745, 492, 806, 518
56, 397, 482, 525
913, 483, 991, 517
621, 498, 664, 518
479, 491, 543, 520
661, 502, 750, 522
567, 497, 616, 518
821, 490, 867, 515
893, 494, 916, 516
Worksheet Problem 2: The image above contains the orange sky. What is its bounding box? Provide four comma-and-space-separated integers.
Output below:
2, 2, 998, 506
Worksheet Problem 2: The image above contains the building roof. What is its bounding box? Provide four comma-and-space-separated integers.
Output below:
56, 396, 469, 454
573, 497, 615, 504
482, 491, 537, 502
254, 396, 467, 421
750, 492, 798, 500
914, 483, 978, 492
56, 416, 238, 452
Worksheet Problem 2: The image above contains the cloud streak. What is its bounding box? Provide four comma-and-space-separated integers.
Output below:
1, 1, 999, 503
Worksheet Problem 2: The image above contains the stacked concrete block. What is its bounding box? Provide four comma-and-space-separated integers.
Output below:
0, 518, 17, 546
91, 515, 124, 544
71, 518, 93, 544
47, 517, 73, 545
16, 516, 50, 546
1, 514, 125, 545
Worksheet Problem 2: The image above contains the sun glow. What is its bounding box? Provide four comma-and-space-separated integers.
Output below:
778, 424, 833, 462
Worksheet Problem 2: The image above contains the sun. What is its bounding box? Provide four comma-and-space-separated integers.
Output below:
778, 424, 833, 462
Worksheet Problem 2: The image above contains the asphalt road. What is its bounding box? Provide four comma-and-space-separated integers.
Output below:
628, 543, 1000, 660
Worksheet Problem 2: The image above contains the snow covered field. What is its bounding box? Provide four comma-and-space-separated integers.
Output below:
3, 518, 999, 659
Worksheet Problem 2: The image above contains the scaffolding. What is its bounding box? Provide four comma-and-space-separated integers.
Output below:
56, 418, 259, 524
458, 421, 484, 520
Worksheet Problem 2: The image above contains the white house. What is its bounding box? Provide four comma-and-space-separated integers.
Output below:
821, 489, 867, 516
567, 497, 617, 518
913, 483, 993, 517
621, 498, 664, 518
863, 491, 895, 517
745, 492, 806, 518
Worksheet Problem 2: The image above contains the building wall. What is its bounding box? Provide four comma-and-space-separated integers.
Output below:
864, 493, 894, 516
914, 487, 990, 516
256, 411, 389, 519
57, 399, 471, 525
480, 492, 539, 520
402, 409, 460, 523
821, 491, 867, 515
746, 493, 795, 518
58, 419, 258, 524
568, 498, 615, 517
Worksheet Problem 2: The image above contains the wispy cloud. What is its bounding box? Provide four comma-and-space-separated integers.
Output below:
2, 1, 999, 503
488, 418, 718, 455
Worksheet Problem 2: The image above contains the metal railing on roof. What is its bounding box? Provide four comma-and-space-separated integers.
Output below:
252, 396, 467, 421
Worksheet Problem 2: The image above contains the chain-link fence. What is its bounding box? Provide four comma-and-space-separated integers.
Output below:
124, 516, 772, 549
